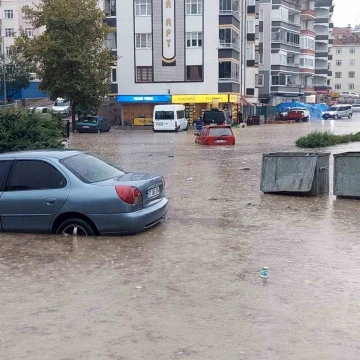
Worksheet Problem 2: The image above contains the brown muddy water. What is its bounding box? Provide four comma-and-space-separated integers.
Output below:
1, 119, 360, 359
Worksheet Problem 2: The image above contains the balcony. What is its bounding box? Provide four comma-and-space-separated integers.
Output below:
315, 18, 329, 24
316, 35, 328, 41
218, 42, 240, 52
219, 10, 240, 21
104, 0, 116, 17
315, 68, 328, 75
314, 1, 332, 8
218, 77, 240, 83
271, 85, 303, 94
301, 29, 316, 36
301, 9, 316, 18
315, 51, 328, 58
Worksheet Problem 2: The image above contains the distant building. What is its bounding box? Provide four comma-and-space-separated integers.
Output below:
331, 25, 360, 97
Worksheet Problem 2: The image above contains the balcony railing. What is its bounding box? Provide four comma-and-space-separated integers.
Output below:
219, 10, 240, 21
218, 77, 240, 83
219, 42, 240, 52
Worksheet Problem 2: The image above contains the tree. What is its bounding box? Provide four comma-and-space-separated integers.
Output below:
0, 108, 64, 153
14, 0, 115, 130
0, 54, 32, 102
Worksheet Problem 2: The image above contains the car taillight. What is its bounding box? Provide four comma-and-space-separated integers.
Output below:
115, 186, 143, 204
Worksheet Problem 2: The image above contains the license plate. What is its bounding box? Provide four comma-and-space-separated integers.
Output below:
156, 123, 163, 126
83, 126, 89, 128
215, 139, 226, 143
148, 187, 160, 198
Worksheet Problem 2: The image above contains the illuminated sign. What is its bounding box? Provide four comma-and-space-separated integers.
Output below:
172, 94, 230, 103
116, 95, 171, 103
162, 0, 176, 66
229, 94, 240, 103
133, 118, 153, 126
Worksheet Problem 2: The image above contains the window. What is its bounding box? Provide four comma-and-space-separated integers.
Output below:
349, 48, 356, 54
335, 60, 342, 66
25, 28, 34, 38
60, 154, 125, 184
247, 0, 255, 5
111, 68, 117, 83
219, 61, 239, 81
259, 32, 263, 42
335, 48, 342, 54
219, 0, 239, 12
5, 47, 13, 56
5, 28, 15, 37
4, 10, 13, 19
271, 74, 287, 85
176, 110, 185, 119
134, 0, 151, 16
246, 44, 255, 60
209, 127, 232, 136
349, 83, 355, 90
219, 28, 239, 48
8, 161, 67, 191
186, 32, 202, 48
349, 71, 355, 78
136, 66, 152, 82
247, 20, 255, 33
335, 83, 341, 90
259, 53, 263, 64
349, 59, 355, 66
155, 111, 174, 120
0, 161, 12, 190
335, 72, 342, 78
258, 74, 264, 87
259, 9, 263, 20
135, 33, 152, 49
186, 0, 202, 15
186, 65, 203, 81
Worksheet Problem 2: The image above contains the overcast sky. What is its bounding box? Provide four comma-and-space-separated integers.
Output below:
332, 0, 360, 27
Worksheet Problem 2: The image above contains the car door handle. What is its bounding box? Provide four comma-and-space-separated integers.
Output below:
44, 198, 58, 205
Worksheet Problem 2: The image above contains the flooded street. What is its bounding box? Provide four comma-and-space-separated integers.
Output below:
1, 119, 360, 359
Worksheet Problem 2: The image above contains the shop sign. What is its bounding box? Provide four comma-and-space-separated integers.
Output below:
229, 94, 239, 103
172, 94, 229, 103
116, 95, 171, 103
134, 117, 153, 126
162, 0, 176, 66
331, 92, 340, 98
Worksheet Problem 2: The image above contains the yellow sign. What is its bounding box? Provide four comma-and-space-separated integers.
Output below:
134, 117, 152, 126
331, 92, 340, 98
212, 99, 219, 108
229, 94, 239, 103
172, 94, 229, 103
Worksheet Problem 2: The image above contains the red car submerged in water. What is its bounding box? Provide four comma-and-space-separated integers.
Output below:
195, 125, 236, 146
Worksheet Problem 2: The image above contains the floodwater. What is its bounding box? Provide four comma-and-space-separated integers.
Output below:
1, 118, 360, 359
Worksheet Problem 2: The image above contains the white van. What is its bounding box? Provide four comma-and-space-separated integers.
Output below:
153, 105, 188, 132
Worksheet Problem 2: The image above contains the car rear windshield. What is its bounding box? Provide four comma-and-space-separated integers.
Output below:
208, 127, 233, 136
81, 117, 97, 123
155, 111, 174, 120
203, 111, 225, 123
60, 154, 126, 183
55, 101, 70, 107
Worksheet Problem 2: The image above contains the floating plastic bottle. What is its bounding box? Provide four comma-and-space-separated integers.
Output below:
260, 266, 268, 278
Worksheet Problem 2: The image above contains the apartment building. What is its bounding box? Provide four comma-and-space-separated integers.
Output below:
0, 0, 42, 56
110, 0, 260, 125
258, 0, 333, 105
331, 26, 360, 96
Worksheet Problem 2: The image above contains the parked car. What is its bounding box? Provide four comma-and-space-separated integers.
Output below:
202, 108, 226, 126
35, 107, 52, 114
52, 98, 71, 117
340, 91, 359, 98
352, 104, 360, 112
280, 107, 310, 122
0, 150, 168, 236
76, 116, 110, 133
195, 125, 235, 145
322, 104, 353, 119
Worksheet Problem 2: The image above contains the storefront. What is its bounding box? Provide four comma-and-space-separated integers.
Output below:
171, 94, 239, 125
116, 95, 171, 126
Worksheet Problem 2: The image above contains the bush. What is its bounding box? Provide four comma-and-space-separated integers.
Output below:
296, 131, 360, 148
0, 108, 64, 153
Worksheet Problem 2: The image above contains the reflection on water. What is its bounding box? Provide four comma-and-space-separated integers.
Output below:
1, 120, 360, 359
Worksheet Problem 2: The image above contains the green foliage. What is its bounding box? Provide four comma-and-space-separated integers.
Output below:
296, 131, 360, 148
0, 108, 64, 153
14, 0, 115, 122
0, 54, 33, 101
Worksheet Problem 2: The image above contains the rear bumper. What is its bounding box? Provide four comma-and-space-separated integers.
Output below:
77, 128, 98, 133
87, 197, 169, 235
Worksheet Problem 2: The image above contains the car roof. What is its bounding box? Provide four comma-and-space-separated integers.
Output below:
0, 149, 85, 160
204, 125, 232, 128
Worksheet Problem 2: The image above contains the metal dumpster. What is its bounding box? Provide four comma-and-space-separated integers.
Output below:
334, 152, 360, 198
261, 152, 330, 196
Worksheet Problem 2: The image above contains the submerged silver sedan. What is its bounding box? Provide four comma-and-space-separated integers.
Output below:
0, 150, 168, 236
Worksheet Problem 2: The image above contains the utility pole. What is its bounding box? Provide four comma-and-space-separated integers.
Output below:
2, 34, 6, 106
